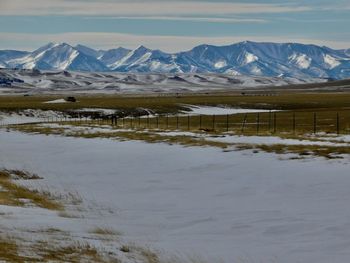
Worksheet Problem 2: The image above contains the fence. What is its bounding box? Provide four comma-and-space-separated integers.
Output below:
57, 110, 350, 135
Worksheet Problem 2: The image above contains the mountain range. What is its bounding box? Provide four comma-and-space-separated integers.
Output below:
0, 41, 349, 80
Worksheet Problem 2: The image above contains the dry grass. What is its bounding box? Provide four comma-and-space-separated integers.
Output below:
3, 90, 350, 135
101, 109, 350, 135
0, 235, 215, 263
90, 227, 122, 236
140, 247, 160, 263
0, 170, 63, 211
1, 169, 42, 180
0, 237, 26, 262
57, 211, 83, 218
235, 143, 350, 159
0, 236, 118, 263
1, 92, 350, 113
34, 241, 115, 263
132, 245, 218, 263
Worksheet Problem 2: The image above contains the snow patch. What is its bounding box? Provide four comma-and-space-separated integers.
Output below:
324, 54, 341, 69
251, 66, 262, 74
289, 53, 311, 69
181, 105, 275, 115
244, 52, 258, 64
43, 99, 68, 104
214, 60, 227, 69
225, 69, 241, 76
74, 108, 118, 115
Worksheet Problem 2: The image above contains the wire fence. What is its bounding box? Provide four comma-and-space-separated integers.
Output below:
52, 110, 350, 135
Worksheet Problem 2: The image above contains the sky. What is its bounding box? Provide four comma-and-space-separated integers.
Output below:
0, 0, 349, 52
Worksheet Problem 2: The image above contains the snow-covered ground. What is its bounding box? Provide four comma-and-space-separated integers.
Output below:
0, 69, 324, 95
0, 109, 66, 125
180, 104, 277, 115
73, 108, 119, 115
0, 129, 350, 262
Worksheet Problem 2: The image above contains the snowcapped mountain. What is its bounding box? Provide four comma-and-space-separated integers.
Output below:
174, 41, 350, 79
1, 41, 350, 79
4, 43, 107, 72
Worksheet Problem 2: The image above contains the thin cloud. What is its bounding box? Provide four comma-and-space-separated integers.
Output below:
0, 32, 348, 52
0, 0, 311, 16
86, 16, 268, 24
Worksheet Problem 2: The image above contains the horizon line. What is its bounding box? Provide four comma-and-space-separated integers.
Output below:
1, 40, 348, 53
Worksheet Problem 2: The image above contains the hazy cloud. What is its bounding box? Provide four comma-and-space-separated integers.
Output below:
0, 0, 311, 16
0, 32, 348, 52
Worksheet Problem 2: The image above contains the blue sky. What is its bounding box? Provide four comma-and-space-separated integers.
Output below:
0, 0, 349, 52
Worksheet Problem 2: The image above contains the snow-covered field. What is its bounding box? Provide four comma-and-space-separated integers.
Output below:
1, 127, 350, 262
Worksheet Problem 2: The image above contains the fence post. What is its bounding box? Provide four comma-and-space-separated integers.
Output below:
293, 112, 296, 134
226, 114, 229, 132
313, 112, 317, 134
336, 112, 340, 135
241, 114, 247, 133
166, 114, 169, 129
256, 113, 260, 134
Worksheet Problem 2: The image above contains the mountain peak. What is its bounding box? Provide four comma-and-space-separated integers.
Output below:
55, 42, 73, 48
135, 45, 150, 52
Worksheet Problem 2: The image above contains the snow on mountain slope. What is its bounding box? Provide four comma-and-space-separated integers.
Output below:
99, 47, 131, 68
1, 41, 350, 79
289, 53, 312, 69
214, 60, 227, 69
0, 50, 29, 65
244, 52, 259, 64
324, 54, 341, 69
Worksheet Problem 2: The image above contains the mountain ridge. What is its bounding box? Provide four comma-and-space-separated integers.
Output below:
0, 41, 349, 80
